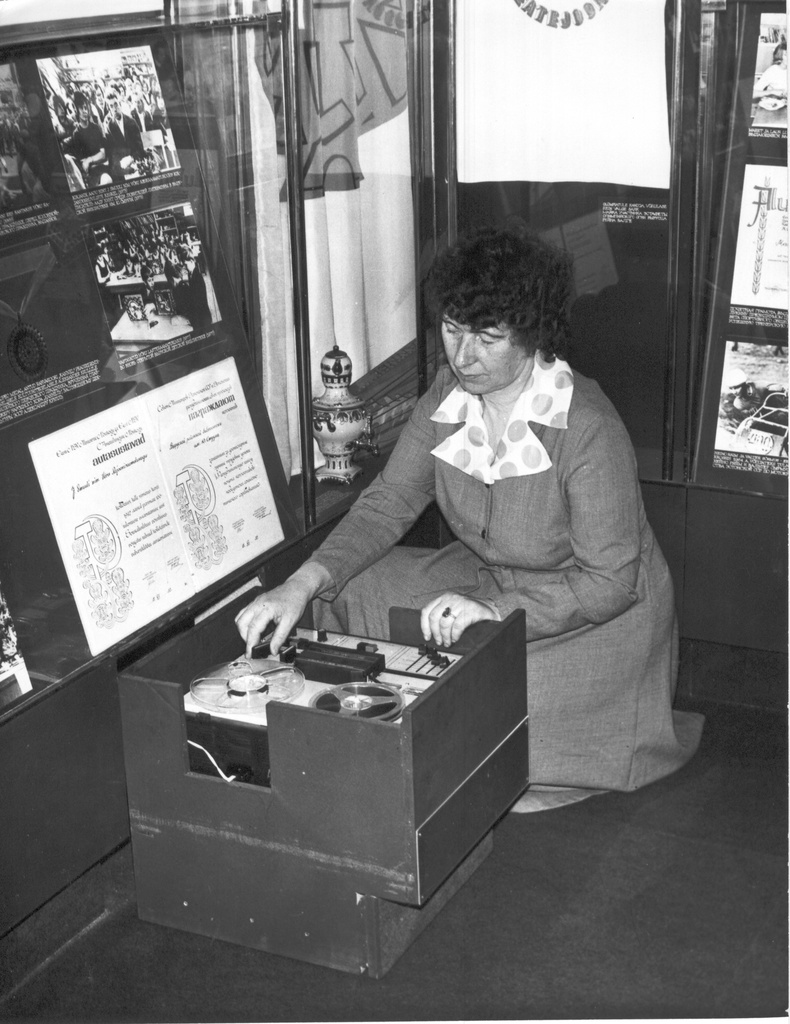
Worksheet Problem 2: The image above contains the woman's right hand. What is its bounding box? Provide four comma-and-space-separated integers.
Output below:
235, 580, 312, 657
234, 562, 332, 657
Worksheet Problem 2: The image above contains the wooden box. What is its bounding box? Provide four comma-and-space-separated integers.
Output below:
117, 598, 527, 976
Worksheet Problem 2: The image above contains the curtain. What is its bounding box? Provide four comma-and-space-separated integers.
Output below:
253, 0, 416, 476
175, 2, 415, 479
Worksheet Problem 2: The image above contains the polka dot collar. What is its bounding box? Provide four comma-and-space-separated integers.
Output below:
430, 355, 574, 483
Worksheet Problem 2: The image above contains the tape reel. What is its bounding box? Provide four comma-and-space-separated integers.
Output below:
190, 657, 305, 714
309, 681, 403, 721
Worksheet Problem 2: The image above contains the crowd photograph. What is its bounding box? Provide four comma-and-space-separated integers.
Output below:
36, 45, 178, 194
91, 203, 217, 350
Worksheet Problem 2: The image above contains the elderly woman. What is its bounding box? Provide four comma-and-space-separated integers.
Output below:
236, 228, 703, 799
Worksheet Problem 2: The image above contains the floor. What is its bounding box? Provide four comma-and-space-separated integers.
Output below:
0, 693, 786, 1022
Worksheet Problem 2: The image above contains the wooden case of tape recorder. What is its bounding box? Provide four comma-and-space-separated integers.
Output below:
117, 595, 528, 977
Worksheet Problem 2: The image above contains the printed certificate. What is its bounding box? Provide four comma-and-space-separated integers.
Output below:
29, 358, 284, 654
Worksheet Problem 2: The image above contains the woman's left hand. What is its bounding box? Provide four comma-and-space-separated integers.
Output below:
421, 592, 499, 647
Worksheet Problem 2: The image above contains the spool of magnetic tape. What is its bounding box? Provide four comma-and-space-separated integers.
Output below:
309, 681, 404, 721
189, 657, 305, 714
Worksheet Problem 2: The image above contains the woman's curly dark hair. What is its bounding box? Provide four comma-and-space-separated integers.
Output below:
425, 227, 573, 359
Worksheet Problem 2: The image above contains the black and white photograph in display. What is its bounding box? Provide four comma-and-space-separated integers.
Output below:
749, 13, 787, 135
37, 45, 179, 195
91, 203, 219, 354
713, 340, 788, 473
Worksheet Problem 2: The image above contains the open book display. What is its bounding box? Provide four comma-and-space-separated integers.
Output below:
29, 357, 284, 655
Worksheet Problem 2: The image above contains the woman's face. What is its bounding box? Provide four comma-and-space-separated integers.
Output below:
441, 317, 531, 395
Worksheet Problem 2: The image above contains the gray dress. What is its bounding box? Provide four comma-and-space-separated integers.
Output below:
308, 365, 703, 791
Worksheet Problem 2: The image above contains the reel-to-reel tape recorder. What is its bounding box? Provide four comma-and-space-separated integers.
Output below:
119, 605, 528, 975
184, 627, 463, 786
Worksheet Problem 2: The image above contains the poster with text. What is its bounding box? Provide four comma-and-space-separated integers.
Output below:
729, 163, 788, 329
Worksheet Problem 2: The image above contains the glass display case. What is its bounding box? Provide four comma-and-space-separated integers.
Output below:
679, 0, 787, 656
0, 4, 295, 702
0, 0, 434, 712
0, 0, 433, 935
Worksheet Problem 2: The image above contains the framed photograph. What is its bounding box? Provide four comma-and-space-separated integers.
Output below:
122, 293, 147, 321
154, 288, 175, 316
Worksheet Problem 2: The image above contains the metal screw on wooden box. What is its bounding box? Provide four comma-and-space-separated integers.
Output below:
312, 345, 379, 484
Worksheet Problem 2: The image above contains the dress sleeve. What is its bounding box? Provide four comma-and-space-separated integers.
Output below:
306, 378, 442, 599
491, 406, 645, 638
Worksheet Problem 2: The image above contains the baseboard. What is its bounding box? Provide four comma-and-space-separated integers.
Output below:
677, 639, 788, 712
